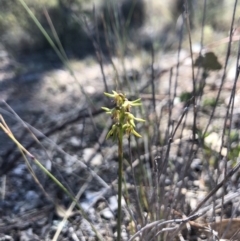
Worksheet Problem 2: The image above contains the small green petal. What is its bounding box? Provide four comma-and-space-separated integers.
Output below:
131, 98, 142, 103
112, 90, 118, 95
106, 124, 116, 139
132, 129, 142, 138
129, 119, 136, 127
104, 92, 115, 98
126, 112, 134, 118
122, 101, 129, 107
102, 107, 110, 112
134, 117, 145, 122
130, 102, 142, 106
106, 131, 112, 139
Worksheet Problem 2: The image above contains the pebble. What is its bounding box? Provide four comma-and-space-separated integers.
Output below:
69, 136, 81, 147
25, 190, 39, 202
80, 189, 105, 211
100, 208, 115, 219
190, 158, 202, 173
11, 164, 27, 176
83, 148, 103, 166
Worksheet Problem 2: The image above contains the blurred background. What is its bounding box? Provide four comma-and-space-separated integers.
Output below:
0, 0, 238, 58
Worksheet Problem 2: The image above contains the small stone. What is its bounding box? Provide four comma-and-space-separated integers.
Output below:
69, 136, 81, 147
83, 148, 95, 162
100, 208, 114, 219
12, 164, 26, 176
25, 190, 39, 202
191, 159, 202, 172
108, 196, 118, 211
83, 148, 103, 166
90, 153, 103, 166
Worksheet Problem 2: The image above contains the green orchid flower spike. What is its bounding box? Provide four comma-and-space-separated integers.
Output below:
102, 91, 145, 139
101, 90, 145, 241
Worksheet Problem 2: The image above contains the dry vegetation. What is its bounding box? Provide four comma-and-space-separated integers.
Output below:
0, 0, 240, 240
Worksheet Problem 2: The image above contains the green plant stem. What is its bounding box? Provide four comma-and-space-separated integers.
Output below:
117, 126, 123, 241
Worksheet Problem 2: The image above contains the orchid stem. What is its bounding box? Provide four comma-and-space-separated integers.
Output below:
117, 125, 123, 241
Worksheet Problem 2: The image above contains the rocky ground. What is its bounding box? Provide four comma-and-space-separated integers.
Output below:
0, 35, 240, 241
